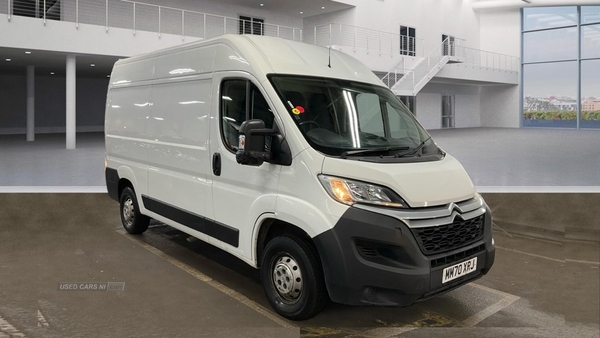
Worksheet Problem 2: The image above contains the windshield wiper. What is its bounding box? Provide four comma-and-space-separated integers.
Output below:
340, 146, 409, 158
395, 136, 432, 158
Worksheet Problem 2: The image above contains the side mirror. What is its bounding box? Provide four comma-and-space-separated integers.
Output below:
236, 119, 276, 166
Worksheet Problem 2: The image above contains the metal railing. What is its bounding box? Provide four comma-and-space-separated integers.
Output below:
2, 0, 302, 41
382, 37, 452, 94
1, 1, 520, 76
453, 45, 520, 72
382, 38, 520, 94
303, 22, 425, 57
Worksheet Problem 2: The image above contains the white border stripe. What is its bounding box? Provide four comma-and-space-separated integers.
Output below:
476, 186, 600, 193
0, 314, 25, 337
117, 230, 296, 329
2, 186, 598, 194
0, 186, 107, 193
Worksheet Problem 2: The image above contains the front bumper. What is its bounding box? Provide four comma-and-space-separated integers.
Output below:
312, 204, 495, 306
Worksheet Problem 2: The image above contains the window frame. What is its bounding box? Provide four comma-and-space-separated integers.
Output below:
219, 78, 277, 154
238, 15, 265, 36
400, 25, 416, 56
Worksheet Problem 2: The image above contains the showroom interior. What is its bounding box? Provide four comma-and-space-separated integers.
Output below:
0, 0, 598, 337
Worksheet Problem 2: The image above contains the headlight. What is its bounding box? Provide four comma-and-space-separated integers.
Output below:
318, 174, 408, 208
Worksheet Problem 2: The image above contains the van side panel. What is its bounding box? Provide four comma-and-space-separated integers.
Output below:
146, 78, 213, 224
105, 84, 152, 198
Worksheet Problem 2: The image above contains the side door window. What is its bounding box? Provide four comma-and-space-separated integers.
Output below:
220, 80, 275, 152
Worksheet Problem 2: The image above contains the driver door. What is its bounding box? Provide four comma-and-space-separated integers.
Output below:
207, 74, 281, 260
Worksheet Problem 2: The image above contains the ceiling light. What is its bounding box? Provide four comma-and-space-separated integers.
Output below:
90, 64, 95, 67
321, 6, 325, 9
5, 59, 11, 62
260, 3, 263, 6
50, 72, 54, 75
25, 51, 31, 54
300, 11, 303, 14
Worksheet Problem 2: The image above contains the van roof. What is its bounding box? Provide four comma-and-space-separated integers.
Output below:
115, 35, 384, 87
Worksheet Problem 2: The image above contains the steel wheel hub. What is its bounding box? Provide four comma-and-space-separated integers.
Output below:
123, 198, 134, 226
272, 255, 303, 302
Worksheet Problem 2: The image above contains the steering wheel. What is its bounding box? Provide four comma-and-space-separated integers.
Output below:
299, 121, 320, 129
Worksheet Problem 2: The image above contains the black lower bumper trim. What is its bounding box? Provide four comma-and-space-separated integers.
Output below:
312, 206, 495, 307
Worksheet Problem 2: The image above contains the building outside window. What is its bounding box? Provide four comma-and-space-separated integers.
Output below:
239, 16, 264, 35
400, 26, 416, 56
522, 6, 600, 129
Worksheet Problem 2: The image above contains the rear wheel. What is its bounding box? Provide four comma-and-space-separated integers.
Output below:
261, 235, 328, 320
119, 187, 150, 234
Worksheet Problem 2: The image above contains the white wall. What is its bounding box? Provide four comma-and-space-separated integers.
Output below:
480, 85, 520, 128
478, 9, 521, 129
0, 73, 108, 134
1, 0, 303, 58
303, 8, 357, 28
306, 0, 482, 54
479, 8, 521, 57
0, 14, 198, 57
418, 82, 482, 130
133, 0, 303, 28
416, 92, 441, 130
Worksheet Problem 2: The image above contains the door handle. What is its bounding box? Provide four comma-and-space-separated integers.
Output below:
212, 152, 221, 176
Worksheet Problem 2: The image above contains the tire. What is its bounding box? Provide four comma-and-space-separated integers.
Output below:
261, 235, 328, 320
119, 187, 150, 234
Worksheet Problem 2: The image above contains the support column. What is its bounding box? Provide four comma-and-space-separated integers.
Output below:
66, 55, 76, 149
26, 66, 35, 142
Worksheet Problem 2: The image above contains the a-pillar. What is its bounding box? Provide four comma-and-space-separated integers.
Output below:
66, 55, 76, 149
26, 65, 35, 141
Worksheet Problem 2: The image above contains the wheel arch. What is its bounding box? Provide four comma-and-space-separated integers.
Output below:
254, 218, 316, 269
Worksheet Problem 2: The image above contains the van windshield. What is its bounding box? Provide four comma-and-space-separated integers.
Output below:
270, 75, 441, 160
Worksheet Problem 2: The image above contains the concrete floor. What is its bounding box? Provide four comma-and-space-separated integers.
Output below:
428, 128, 600, 188
0, 194, 598, 338
0, 128, 599, 189
0, 133, 104, 187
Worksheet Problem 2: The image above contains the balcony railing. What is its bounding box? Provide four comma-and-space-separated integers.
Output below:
453, 45, 520, 72
2, 0, 303, 41
303, 22, 425, 57
1, 1, 520, 75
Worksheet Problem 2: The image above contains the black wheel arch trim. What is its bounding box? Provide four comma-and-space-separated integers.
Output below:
105, 167, 119, 202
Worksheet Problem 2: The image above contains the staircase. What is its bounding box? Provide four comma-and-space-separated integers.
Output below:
382, 37, 461, 96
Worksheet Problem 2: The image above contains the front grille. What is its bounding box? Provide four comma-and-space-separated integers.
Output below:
411, 215, 484, 255
431, 244, 486, 268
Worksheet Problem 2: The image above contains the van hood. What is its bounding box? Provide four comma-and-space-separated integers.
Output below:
321, 155, 475, 208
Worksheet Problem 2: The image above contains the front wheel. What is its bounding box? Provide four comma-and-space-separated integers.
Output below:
261, 235, 328, 320
119, 187, 150, 234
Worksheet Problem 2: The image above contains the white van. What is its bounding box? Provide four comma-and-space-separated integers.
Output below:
105, 34, 495, 320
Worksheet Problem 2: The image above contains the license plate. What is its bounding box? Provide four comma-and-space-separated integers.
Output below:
442, 257, 477, 284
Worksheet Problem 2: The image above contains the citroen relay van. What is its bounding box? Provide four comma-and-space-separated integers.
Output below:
105, 34, 495, 320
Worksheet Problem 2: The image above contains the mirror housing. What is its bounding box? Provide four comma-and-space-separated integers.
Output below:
236, 119, 277, 166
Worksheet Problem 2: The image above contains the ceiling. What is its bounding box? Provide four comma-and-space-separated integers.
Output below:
0, 47, 122, 78
214, 0, 354, 18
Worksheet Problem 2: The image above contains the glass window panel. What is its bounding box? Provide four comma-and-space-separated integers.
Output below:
356, 93, 384, 137
523, 62, 578, 128
523, 6, 577, 31
582, 25, 600, 59
221, 80, 247, 151
581, 59, 600, 129
581, 6, 600, 24
523, 27, 578, 63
